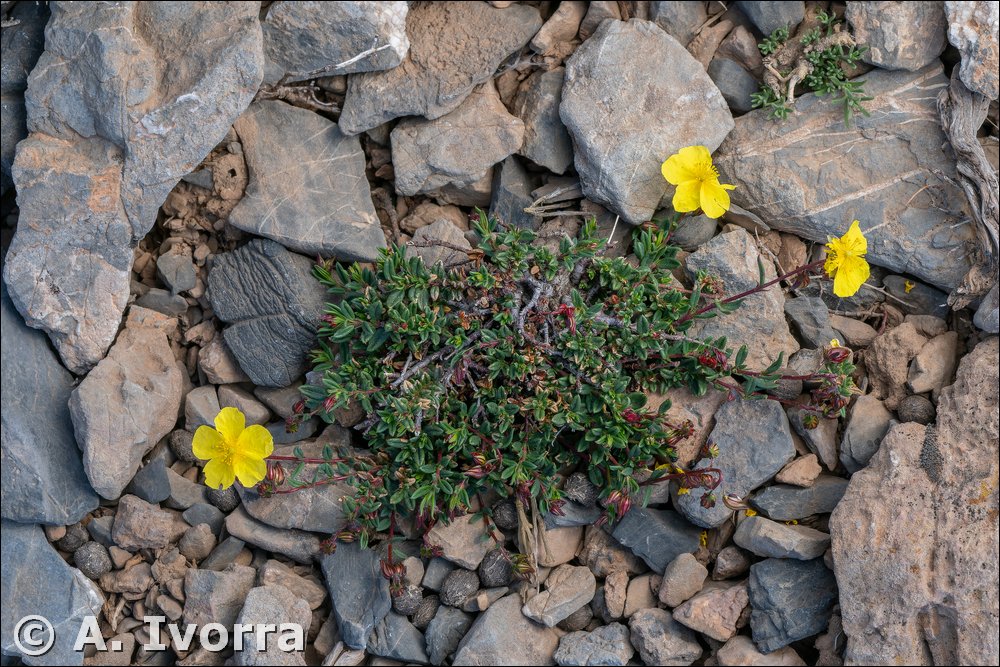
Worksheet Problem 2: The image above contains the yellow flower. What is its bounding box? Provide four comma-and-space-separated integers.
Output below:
661, 145, 736, 219
744, 508, 758, 517
699, 530, 708, 547
824, 220, 870, 297
904, 280, 915, 294
677, 486, 691, 495
193, 407, 274, 490
830, 338, 841, 348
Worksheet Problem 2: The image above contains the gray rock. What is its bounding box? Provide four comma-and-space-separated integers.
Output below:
228, 100, 384, 261
339, 2, 542, 134
788, 406, 839, 471
1, 95, 27, 195
127, 458, 172, 505
739, 1, 805, 34
69, 307, 185, 499
112, 494, 187, 550
1, 284, 98, 525
675, 396, 797, 528
840, 394, 894, 473
513, 67, 574, 174
558, 604, 594, 633
425, 513, 499, 570
393, 584, 423, 616
262, 1, 408, 83
156, 252, 197, 295
423, 558, 457, 592
651, 1, 708, 46
490, 156, 541, 230
206, 485, 240, 513
86, 516, 115, 548
225, 507, 320, 564
218, 385, 270, 426
580, 2, 622, 40
544, 499, 602, 528
659, 552, 709, 607
55, 522, 89, 552
73, 541, 113, 580
561, 19, 733, 224
784, 297, 841, 349
368, 612, 429, 664
200, 536, 246, 572
897, 393, 936, 424
749, 476, 850, 520
478, 548, 513, 588
944, 1, 999, 99
441, 569, 481, 608
628, 608, 702, 666
320, 541, 392, 649
716, 65, 976, 291
0, 0, 47, 193
734, 515, 831, 559
749, 557, 838, 653
883, 275, 950, 317
267, 417, 319, 444
713, 546, 753, 581
708, 57, 759, 114
846, 1, 948, 71
178, 523, 216, 561
4, 2, 262, 372
425, 605, 475, 665
611, 507, 702, 573
391, 81, 523, 201
1, 521, 105, 666
185, 385, 220, 431
207, 238, 328, 387
685, 229, 800, 370
259, 559, 327, 611
555, 622, 634, 666
522, 564, 597, 627
453, 593, 559, 665
412, 595, 440, 631
662, 212, 717, 250
973, 283, 999, 333
183, 564, 256, 628
232, 585, 311, 666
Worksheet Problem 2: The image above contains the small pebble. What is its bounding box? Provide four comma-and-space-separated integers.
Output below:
74, 541, 113, 580
898, 394, 935, 424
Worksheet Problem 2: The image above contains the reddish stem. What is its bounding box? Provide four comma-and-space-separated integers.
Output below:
266, 455, 348, 464
268, 476, 348, 494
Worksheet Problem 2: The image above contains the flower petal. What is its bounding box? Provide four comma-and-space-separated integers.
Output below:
237, 424, 274, 460
841, 220, 867, 255
672, 180, 702, 213
233, 455, 268, 488
203, 458, 236, 490
700, 180, 732, 219
192, 425, 225, 461
662, 147, 702, 184
214, 406, 246, 444
832, 255, 870, 297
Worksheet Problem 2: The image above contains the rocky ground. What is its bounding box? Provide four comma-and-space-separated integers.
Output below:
1, 1, 998, 666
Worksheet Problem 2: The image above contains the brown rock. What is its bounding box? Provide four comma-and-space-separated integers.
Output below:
672, 580, 749, 642
659, 552, 709, 608
530, 0, 586, 55
865, 322, 928, 410
712, 546, 752, 581
828, 314, 878, 348
178, 524, 216, 561
580, 526, 647, 577
197, 335, 251, 384
775, 454, 822, 487
717, 25, 764, 75
99, 562, 153, 595
604, 570, 628, 620
258, 559, 327, 610
907, 331, 959, 397
425, 513, 499, 570
183, 564, 256, 627
111, 495, 187, 550
624, 574, 660, 617
537, 525, 583, 567
399, 201, 468, 235
717, 635, 806, 665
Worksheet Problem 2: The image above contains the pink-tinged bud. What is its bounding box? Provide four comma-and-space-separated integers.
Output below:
549, 499, 566, 517
293, 400, 305, 415
826, 346, 851, 363
266, 462, 286, 486
622, 408, 642, 424
465, 466, 487, 480
323, 396, 337, 412
319, 536, 338, 555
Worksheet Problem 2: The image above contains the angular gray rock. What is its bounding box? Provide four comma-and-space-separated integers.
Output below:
651, 1, 708, 46
490, 156, 542, 230
232, 585, 311, 666
228, 100, 384, 261
0, 0, 47, 194
846, 1, 948, 70
69, 307, 185, 499
183, 564, 256, 628
339, 2, 542, 134
629, 608, 702, 666
675, 396, 797, 528
739, 1, 805, 35
716, 65, 976, 291
784, 297, 841, 349
708, 57, 759, 115
392, 81, 523, 202
453, 593, 559, 666
749, 475, 850, 520
111, 494, 187, 550
513, 67, 574, 174
840, 394, 894, 473
225, 507, 320, 564
207, 238, 328, 387
1, 521, 104, 666
734, 515, 831, 559
425, 513, 499, 570
830, 337, 999, 665
685, 229, 800, 370
749, 558, 838, 653
555, 622, 635, 666
368, 612, 429, 664
974, 283, 1000, 333
426, 605, 474, 665
1, 284, 98, 525
4, 2, 262, 372
262, 1, 408, 83
561, 19, 733, 224
320, 541, 392, 650
611, 507, 702, 573
410, 219, 472, 267
522, 564, 597, 627
944, 1, 999, 99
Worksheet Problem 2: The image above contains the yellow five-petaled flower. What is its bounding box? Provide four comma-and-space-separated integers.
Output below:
661, 145, 736, 219
824, 220, 870, 298
193, 407, 274, 490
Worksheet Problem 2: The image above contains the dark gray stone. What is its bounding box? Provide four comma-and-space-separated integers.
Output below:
422, 557, 457, 592
739, 1, 805, 34
426, 605, 474, 665
545, 500, 602, 528
164, 467, 209, 510
73, 541, 112, 580
490, 156, 541, 230
749, 557, 838, 653
56, 522, 89, 552
560, 18, 733, 224
974, 283, 999, 333
228, 100, 384, 261
675, 397, 796, 528
412, 594, 440, 631
200, 536, 246, 572
320, 541, 392, 649
156, 253, 197, 295
784, 296, 841, 349
708, 57, 759, 115
733, 515, 831, 559
788, 405, 840, 472
555, 622, 634, 666
367, 611, 429, 664
182, 503, 226, 535
393, 584, 423, 616
1, 284, 99, 525
840, 394, 894, 473
126, 458, 171, 505
340, 2, 541, 134
883, 275, 950, 318
440, 568, 480, 608
663, 212, 718, 251
563, 472, 598, 506
1, 521, 104, 666
225, 507, 320, 564
513, 67, 574, 174
611, 507, 702, 572
135, 288, 190, 317
206, 485, 240, 513
750, 475, 850, 520
628, 608, 702, 665
86, 516, 114, 548
651, 1, 708, 45
478, 548, 513, 588
207, 238, 328, 387
897, 394, 936, 424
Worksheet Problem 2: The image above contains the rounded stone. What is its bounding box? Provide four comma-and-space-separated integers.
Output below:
558, 604, 594, 632
206, 486, 240, 513
440, 568, 480, 608
492, 499, 518, 530
392, 584, 424, 616
55, 522, 89, 552
412, 594, 440, 631
479, 548, 513, 588
564, 472, 598, 506
73, 541, 113, 579
169, 429, 199, 463
897, 394, 935, 425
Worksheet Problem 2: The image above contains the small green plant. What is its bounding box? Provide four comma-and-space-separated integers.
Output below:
757, 25, 789, 55
750, 86, 793, 121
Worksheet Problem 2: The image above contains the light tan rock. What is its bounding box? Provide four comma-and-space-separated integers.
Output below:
907, 331, 959, 397
672, 580, 749, 642
865, 322, 928, 410
775, 454, 822, 487
717, 635, 806, 665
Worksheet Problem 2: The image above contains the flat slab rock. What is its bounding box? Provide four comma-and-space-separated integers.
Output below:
207, 238, 328, 387
4, 1, 262, 372
830, 337, 999, 666
320, 542, 391, 650
229, 99, 384, 261
339, 1, 542, 134
715, 65, 975, 291
453, 593, 559, 666
560, 18, 733, 224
